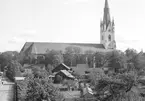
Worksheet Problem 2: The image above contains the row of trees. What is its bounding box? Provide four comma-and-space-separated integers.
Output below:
20, 46, 96, 67
1, 47, 145, 75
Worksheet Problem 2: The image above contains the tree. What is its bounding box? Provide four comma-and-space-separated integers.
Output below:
64, 46, 82, 66
94, 72, 142, 101
107, 51, 127, 73
6, 60, 22, 81
84, 50, 95, 67
32, 67, 49, 79
93, 52, 107, 68
125, 48, 138, 63
45, 50, 64, 67
17, 67, 64, 101
26, 77, 64, 101
89, 68, 107, 86
125, 48, 145, 73
0, 51, 14, 71
45, 64, 54, 74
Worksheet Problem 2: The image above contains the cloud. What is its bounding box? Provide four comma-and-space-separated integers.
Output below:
117, 40, 144, 52
20, 29, 37, 38
8, 37, 25, 44
63, 0, 88, 4
75, 0, 88, 3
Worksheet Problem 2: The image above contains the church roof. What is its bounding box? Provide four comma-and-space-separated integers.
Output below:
20, 42, 105, 55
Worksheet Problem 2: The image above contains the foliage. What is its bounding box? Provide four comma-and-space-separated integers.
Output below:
32, 67, 49, 79
106, 51, 127, 73
54, 75, 63, 84
17, 66, 64, 101
45, 64, 54, 74
72, 71, 81, 79
17, 76, 64, 101
93, 52, 108, 68
45, 50, 64, 67
89, 69, 107, 86
125, 48, 145, 74
16, 77, 30, 101
64, 46, 82, 66
62, 79, 78, 90
6, 60, 22, 81
94, 71, 145, 101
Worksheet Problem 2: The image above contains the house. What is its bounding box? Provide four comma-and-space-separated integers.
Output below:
52, 63, 70, 73
55, 70, 75, 80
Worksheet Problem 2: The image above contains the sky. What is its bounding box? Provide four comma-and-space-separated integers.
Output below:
0, 0, 144, 52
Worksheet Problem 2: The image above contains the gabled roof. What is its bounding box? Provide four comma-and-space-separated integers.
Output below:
52, 63, 70, 73
20, 42, 106, 55
61, 63, 70, 70
59, 70, 75, 79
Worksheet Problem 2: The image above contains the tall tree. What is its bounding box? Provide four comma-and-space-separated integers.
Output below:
125, 48, 145, 73
45, 50, 64, 67
6, 60, 22, 81
107, 51, 127, 73
84, 50, 95, 67
64, 46, 82, 66
93, 52, 107, 68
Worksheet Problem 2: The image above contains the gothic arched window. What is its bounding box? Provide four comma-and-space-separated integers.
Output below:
108, 35, 111, 41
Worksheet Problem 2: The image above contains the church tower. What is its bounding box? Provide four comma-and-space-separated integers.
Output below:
100, 0, 116, 49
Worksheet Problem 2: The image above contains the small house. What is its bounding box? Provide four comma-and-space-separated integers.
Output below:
52, 63, 70, 73
54, 70, 75, 83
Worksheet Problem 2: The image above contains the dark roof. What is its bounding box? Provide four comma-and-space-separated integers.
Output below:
20, 42, 106, 55
59, 70, 75, 79
52, 63, 70, 73
71, 64, 89, 75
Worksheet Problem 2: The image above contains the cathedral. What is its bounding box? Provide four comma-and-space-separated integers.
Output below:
20, 0, 116, 57
100, 0, 116, 49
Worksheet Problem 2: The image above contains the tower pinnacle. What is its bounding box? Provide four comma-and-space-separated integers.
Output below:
105, 0, 109, 8
100, 0, 116, 49
103, 0, 111, 27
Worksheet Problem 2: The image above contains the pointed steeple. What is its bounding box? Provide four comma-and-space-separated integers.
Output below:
103, 0, 111, 28
105, 0, 109, 8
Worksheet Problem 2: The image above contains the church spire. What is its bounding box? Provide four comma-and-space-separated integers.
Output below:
105, 0, 109, 8
103, 0, 111, 27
